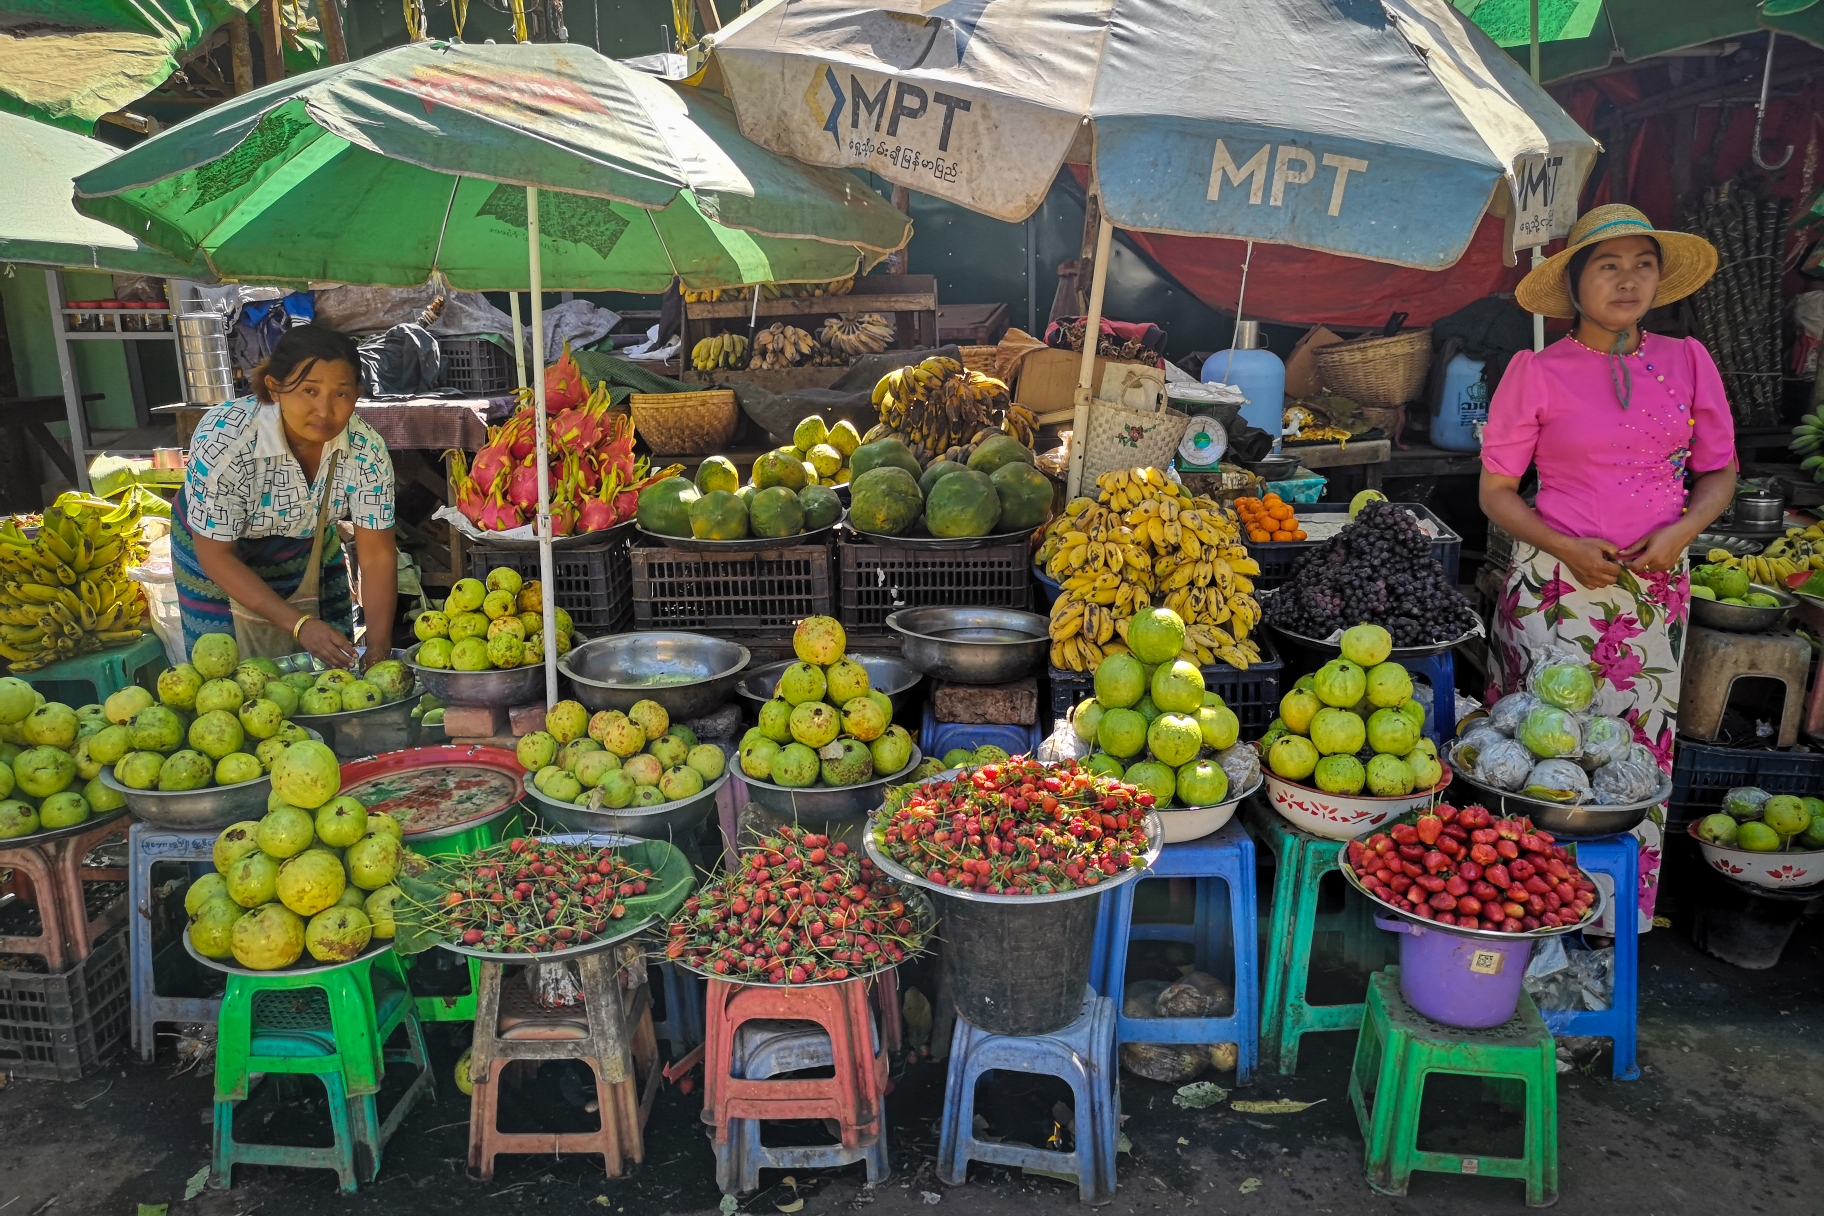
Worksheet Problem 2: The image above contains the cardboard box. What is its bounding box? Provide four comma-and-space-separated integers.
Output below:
1285, 325, 1346, 399
1014, 347, 1157, 418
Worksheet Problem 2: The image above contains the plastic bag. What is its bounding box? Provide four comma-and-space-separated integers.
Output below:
1036, 721, 1091, 763
1473, 738, 1536, 791
1578, 715, 1633, 770
1591, 757, 1663, 806
1521, 758, 1591, 803
357, 323, 442, 395
1453, 724, 1510, 772
1722, 786, 1772, 820
1157, 972, 1234, 1018
1533, 661, 1597, 713
1519, 705, 1583, 759
1487, 691, 1537, 737
1625, 743, 1660, 770
1214, 742, 1261, 793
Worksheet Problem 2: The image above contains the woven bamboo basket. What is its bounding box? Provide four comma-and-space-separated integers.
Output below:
960, 345, 1000, 375
630, 389, 738, 455
1078, 402, 1189, 489
1315, 328, 1433, 407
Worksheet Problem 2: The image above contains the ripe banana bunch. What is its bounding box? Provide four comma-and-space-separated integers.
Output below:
0, 490, 149, 670
750, 323, 819, 370
872, 357, 1018, 466
1704, 524, 1824, 587
681, 279, 854, 305
1041, 468, 1262, 672
1792, 405, 1824, 480
690, 333, 749, 371
819, 313, 894, 358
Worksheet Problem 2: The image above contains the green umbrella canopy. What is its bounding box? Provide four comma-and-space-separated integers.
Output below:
72, 40, 912, 291
0, 109, 212, 277
1457, 0, 1824, 82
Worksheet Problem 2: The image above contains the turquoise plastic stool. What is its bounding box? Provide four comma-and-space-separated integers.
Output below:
213, 952, 434, 1193
20, 632, 166, 707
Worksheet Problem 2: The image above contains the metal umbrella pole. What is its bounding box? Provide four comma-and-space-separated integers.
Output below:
527, 186, 559, 707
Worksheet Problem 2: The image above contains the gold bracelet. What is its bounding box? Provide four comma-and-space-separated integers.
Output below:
292, 615, 311, 643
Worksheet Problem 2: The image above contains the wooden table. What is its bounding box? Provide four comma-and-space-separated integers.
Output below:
1287, 438, 1390, 489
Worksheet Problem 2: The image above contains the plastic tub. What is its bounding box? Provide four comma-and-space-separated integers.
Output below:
1375, 916, 1534, 1029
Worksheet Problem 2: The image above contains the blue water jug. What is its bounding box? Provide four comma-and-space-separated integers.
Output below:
1430, 354, 1488, 451
1201, 321, 1285, 441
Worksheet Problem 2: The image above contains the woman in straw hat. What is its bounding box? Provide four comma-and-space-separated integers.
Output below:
1479, 204, 1732, 931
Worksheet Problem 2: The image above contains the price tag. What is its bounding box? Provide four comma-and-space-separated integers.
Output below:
1461, 1157, 1481, 1175
1468, 949, 1504, 976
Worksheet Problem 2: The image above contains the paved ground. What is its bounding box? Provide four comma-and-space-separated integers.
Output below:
2, 869, 1820, 1216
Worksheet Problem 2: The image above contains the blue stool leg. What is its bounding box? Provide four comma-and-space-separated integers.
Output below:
1410, 653, 1456, 746
937, 1019, 977, 1186
1228, 839, 1259, 1086
1541, 835, 1639, 1080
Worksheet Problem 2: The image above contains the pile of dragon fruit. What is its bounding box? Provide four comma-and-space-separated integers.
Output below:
448, 351, 680, 535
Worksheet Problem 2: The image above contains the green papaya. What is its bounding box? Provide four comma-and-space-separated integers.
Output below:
924, 469, 1001, 538
636, 477, 699, 537
849, 467, 924, 536
798, 484, 843, 531
750, 487, 806, 538
989, 462, 1054, 530
966, 434, 1035, 476
851, 438, 923, 483
688, 489, 750, 540
918, 460, 969, 499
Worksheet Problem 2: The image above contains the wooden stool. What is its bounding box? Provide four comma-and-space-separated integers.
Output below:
466, 945, 661, 1180
1682, 624, 1809, 746
0, 816, 128, 972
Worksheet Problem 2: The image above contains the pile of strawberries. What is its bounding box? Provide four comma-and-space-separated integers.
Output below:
1344, 804, 1599, 933
666, 823, 926, 985
875, 757, 1153, 896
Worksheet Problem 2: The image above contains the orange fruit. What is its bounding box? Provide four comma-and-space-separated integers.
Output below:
1292, 529, 1308, 540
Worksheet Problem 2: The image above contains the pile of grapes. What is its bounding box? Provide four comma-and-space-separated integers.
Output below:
1263, 502, 1477, 647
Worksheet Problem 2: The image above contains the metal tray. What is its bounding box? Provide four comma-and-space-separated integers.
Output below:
635, 520, 839, 554
839, 521, 1040, 551
1338, 859, 1606, 942
0, 806, 129, 848
1265, 612, 1484, 661
738, 748, 924, 821
184, 931, 393, 976
1688, 532, 1763, 560
462, 521, 635, 552
1445, 765, 1669, 839
670, 889, 935, 987
401, 641, 546, 708
519, 763, 731, 840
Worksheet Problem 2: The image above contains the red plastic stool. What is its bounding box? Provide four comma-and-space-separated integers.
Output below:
702, 975, 891, 1149
0, 816, 128, 971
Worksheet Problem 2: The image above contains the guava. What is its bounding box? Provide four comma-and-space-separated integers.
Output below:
364, 812, 401, 843
482, 588, 516, 620
14, 744, 74, 798
1097, 707, 1149, 759
271, 739, 341, 809
647, 733, 689, 768
770, 742, 821, 787
1128, 607, 1188, 666
559, 737, 604, 772
660, 764, 707, 801
70, 736, 102, 781
1134, 696, 1161, 724
75, 704, 108, 738
340, 680, 382, 711
212, 821, 260, 873
1194, 704, 1239, 751
1340, 623, 1393, 667
1312, 659, 1367, 709
1072, 699, 1106, 745
238, 698, 285, 740
870, 725, 914, 775
1764, 795, 1812, 838
820, 739, 874, 787
1397, 698, 1426, 730
790, 702, 841, 749
194, 678, 245, 716
0, 677, 38, 724
188, 709, 246, 760
1688, 584, 1717, 601
450, 637, 491, 671
187, 897, 244, 958
346, 832, 403, 889
1803, 801, 1824, 849
1279, 688, 1320, 735
1404, 747, 1443, 790
841, 696, 886, 742
316, 795, 370, 848
1176, 759, 1230, 808
446, 577, 486, 614
1151, 660, 1206, 715
1268, 735, 1319, 781
104, 685, 154, 725
631, 785, 666, 808
793, 615, 847, 666
1309, 708, 1366, 757
254, 736, 293, 772
1365, 753, 1415, 797
232, 661, 270, 701
0, 799, 38, 838
304, 905, 372, 963
517, 730, 558, 771
600, 713, 647, 758
39, 790, 89, 829
364, 886, 402, 938
257, 804, 316, 858
115, 749, 164, 789
1736, 821, 1781, 852
777, 662, 828, 706
190, 632, 240, 681
1349, 489, 1387, 518
973, 745, 1010, 765
1124, 760, 1176, 805
1147, 712, 1204, 767
1363, 661, 1413, 709
215, 752, 263, 786
944, 748, 974, 768
1313, 754, 1366, 795
415, 611, 450, 642
486, 567, 524, 596
276, 848, 347, 917
597, 769, 637, 807
230, 902, 304, 970
624, 753, 663, 786
363, 660, 412, 703
740, 736, 780, 779
548, 769, 587, 802
1366, 707, 1420, 756
757, 698, 795, 744
575, 750, 622, 788
817, 664, 867, 712
546, 699, 589, 744
687, 743, 726, 782
1695, 813, 1739, 847
1093, 653, 1147, 710
417, 638, 453, 669
226, 851, 281, 907
1082, 753, 1124, 779
22, 702, 76, 749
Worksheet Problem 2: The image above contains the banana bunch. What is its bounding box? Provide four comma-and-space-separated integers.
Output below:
690, 333, 750, 371
1041, 468, 1262, 672
872, 357, 1034, 465
819, 313, 895, 359
0, 490, 150, 671
1792, 405, 1824, 480
750, 323, 819, 370
681, 279, 855, 305
1706, 523, 1824, 585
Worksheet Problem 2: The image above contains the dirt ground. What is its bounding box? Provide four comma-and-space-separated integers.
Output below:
2, 873, 1820, 1216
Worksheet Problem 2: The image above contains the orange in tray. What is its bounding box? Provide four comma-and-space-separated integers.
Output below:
1235, 493, 1307, 544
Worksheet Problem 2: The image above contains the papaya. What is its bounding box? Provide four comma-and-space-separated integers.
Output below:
636, 477, 700, 537
924, 469, 1002, 538
695, 455, 740, 494
798, 484, 843, 531
851, 438, 923, 483
918, 460, 968, 499
688, 489, 750, 540
849, 467, 924, 536
750, 487, 806, 538
752, 449, 810, 491
966, 434, 1034, 476
989, 461, 1054, 530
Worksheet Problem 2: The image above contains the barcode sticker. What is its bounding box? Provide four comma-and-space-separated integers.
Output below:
1469, 950, 1504, 976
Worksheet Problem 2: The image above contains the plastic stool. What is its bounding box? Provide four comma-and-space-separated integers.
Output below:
0, 815, 128, 972
1539, 834, 1639, 1080
128, 822, 222, 1059
467, 945, 660, 1180
1094, 818, 1257, 1084
1405, 651, 1455, 746
1682, 625, 1810, 746
715, 1017, 891, 1193
919, 703, 1043, 762
213, 952, 433, 1193
1348, 969, 1557, 1207
19, 632, 166, 708
938, 989, 1119, 1204
652, 959, 706, 1054
408, 951, 483, 1023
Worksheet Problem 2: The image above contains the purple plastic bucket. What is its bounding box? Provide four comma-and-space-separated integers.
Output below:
1374, 916, 1535, 1029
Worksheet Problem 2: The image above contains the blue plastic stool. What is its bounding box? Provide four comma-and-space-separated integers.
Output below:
1093, 818, 1257, 1085
919, 703, 1043, 762
1540, 833, 1639, 1080
653, 959, 706, 1055
1406, 651, 1455, 746
21, 632, 166, 708
938, 990, 1119, 1204
716, 1017, 889, 1193
129, 822, 223, 1060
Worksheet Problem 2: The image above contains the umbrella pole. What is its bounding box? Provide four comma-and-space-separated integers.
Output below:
527, 186, 559, 708
1066, 214, 1114, 499
1530, 0, 1545, 353
510, 290, 528, 390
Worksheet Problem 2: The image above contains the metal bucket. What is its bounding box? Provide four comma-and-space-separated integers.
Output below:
941, 893, 1101, 1036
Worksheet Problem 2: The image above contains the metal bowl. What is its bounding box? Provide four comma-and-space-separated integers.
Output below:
738, 747, 923, 825
292, 694, 421, 761
1243, 453, 1301, 481
1340, 859, 1607, 942
839, 522, 1040, 552
737, 654, 924, 719
520, 762, 731, 841
402, 641, 548, 708
101, 727, 325, 830
1447, 767, 1667, 839
1688, 532, 1763, 561
865, 803, 1165, 904
635, 521, 838, 554
886, 607, 1049, 685
0, 807, 129, 847
1688, 583, 1796, 633
1265, 610, 1485, 661
456, 521, 634, 552
560, 632, 750, 719
184, 931, 393, 976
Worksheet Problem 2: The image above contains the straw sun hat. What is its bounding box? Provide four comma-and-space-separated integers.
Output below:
1515, 204, 1719, 319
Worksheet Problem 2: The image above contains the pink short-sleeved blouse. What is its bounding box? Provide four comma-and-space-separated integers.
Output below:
1480, 333, 1737, 551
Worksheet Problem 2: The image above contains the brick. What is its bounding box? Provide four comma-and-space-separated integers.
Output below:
508, 702, 549, 736
933, 677, 1038, 726
442, 704, 507, 739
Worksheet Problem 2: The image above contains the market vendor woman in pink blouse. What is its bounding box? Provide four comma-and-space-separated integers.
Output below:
1480, 204, 1735, 929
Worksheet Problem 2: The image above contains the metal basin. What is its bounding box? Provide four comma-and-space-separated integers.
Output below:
402, 642, 547, 708
559, 633, 750, 719
886, 607, 1049, 685
738, 747, 923, 827
520, 762, 730, 843
1448, 767, 1666, 839
737, 654, 923, 718
1688, 583, 1795, 634
101, 727, 325, 829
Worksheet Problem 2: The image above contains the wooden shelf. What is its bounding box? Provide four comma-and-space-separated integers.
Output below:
682, 274, 939, 354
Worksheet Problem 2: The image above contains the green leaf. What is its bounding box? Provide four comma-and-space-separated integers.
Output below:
1231, 1098, 1325, 1114
183, 1164, 210, 1200
1172, 1081, 1228, 1109
1239, 1178, 1262, 1194
720, 1196, 740, 1216
138, 1206, 169, 1216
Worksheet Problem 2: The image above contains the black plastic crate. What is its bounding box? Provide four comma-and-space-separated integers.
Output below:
439, 337, 516, 396
468, 537, 632, 633
1251, 503, 1462, 593
1669, 739, 1824, 828
838, 537, 1031, 635
1045, 634, 1285, 741
632, 544, 833, 639
0, 929, 130, 1081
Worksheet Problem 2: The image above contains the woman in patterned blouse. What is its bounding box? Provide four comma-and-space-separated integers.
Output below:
174, 326, 398, 669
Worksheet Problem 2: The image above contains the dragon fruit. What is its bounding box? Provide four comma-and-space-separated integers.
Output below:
471, 427, 514, 491
544, 345, 588, 412
448, 451, 489, 525
476, 481, 524, 531
507, 459, 543, 515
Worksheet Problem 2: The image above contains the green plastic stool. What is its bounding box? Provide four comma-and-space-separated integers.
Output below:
1252, 803, 1387, 1074
20, 632, 166, 707
1348, 969, 1558, 1208
213, 951, 435, 1193
403, 811, 520, 1023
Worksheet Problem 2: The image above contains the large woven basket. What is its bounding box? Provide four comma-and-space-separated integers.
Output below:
1315, 328, 1433, 407
960, 345, 1000, 375
630, 389, 737, 455
1078, 401, 1189, 489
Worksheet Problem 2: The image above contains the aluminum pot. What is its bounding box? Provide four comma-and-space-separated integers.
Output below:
559, 632, 749, 719
886, 607, 1049, 684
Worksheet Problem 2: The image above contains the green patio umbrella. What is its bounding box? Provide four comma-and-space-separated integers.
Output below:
1456, 0, 1824, 82
72, 39, 913, 702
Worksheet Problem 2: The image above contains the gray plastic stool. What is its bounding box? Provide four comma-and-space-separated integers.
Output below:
716, 1016, 888, 1194
129, 821, 223, 1060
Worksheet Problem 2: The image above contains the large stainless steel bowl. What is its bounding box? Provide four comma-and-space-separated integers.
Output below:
886, 607, 1049, 684
1447, 767, 1668, 839
402, 642, 547, 708
1689, 582, 1796, 633
738, 654, 924, 718
738, 747, 923, 825
560, 633, 750, 719
520, 764, 730, 841
101, 726, 326, 829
